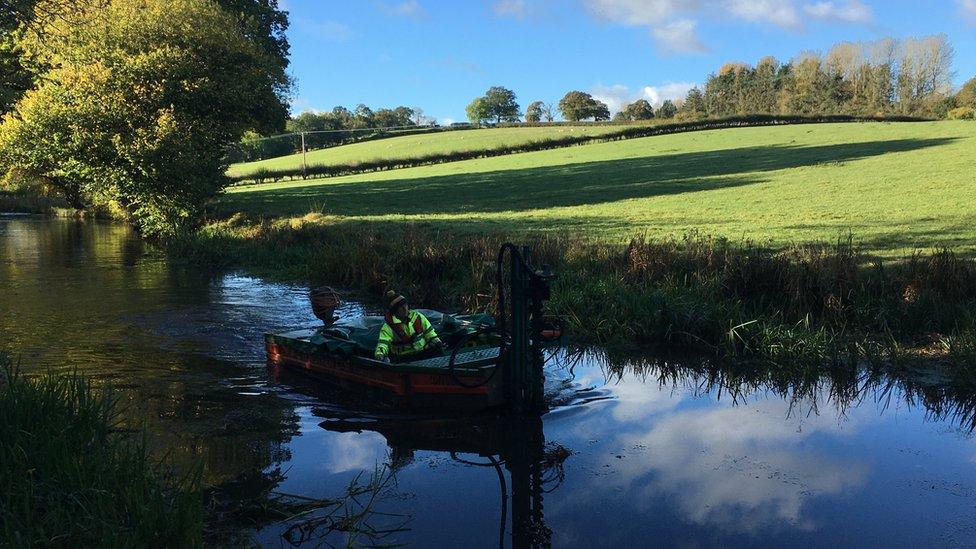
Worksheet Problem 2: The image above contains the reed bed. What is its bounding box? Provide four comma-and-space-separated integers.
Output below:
0, 357, 202, 547
168, 218, 976, 371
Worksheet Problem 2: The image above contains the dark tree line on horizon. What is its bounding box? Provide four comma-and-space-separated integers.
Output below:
290, 33, 972, 136
236, 104, 425, 159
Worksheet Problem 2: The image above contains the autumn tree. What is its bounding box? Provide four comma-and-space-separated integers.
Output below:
957, 77, 976, 109
0, 0, 290, 234
466, 96, 490, 124
540, 102, 554, 122
694, 35, 952, 119
619, 99, 654, 121
681, 87, 706, 119
1, 0, 112, 113
525, 100, 544, 123
657, 100, 677, 119
896, 34, 955, 115
1, 0, 290, 123
558, 91, 609, 122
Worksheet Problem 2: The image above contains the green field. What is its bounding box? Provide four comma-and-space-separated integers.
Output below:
219, 121, 976, 257
227, 125, 628, 177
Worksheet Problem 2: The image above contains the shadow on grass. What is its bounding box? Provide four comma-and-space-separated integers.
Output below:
220, 138, 957, 218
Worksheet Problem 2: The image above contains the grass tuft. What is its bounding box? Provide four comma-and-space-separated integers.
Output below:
0, 356, 202, 547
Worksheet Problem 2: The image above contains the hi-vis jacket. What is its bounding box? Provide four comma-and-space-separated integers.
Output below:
374, 310, 442, 359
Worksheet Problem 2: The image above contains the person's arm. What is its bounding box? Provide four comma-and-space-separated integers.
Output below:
375, 323, 393, 360
419, 314, 442, 348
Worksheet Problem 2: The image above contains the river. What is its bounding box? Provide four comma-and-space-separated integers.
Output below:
2, 217, 976, 547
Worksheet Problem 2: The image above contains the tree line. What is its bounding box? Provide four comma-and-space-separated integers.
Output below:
688, 35, 967, 120
459, 34, 974, 126
465, 87, 617, 123
234, 104, 426, 161
239, 33, 975, 169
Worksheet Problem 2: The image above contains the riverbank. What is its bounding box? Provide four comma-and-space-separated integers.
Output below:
0, 355, 202, 546
168, 217, 976, 379
0, 190, 73, 215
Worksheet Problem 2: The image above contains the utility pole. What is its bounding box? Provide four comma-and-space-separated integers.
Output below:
301, 132, 307, 179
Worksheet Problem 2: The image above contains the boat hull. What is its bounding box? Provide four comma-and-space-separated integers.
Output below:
266, 334, 505, 411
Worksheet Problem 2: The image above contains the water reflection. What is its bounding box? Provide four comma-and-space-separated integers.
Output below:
298, 411, 565, 548
539, 351, 976, 546
0, 218, 308, 489
602, 397, 870, 533
5, 218, 976, 547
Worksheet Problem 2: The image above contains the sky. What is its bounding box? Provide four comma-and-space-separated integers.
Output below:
282, 0, 976, 123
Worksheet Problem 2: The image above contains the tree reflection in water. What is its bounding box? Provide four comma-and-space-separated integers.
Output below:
580, 347, 976, 433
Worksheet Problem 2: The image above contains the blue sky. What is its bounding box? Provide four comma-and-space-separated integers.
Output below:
282, 0, 976, 123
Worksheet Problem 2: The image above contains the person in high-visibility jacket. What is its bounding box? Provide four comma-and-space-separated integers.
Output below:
374, 290, 444, 362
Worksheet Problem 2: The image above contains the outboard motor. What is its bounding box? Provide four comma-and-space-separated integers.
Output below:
309, 286, 341, 326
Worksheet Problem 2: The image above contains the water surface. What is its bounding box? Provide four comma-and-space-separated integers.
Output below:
2, 217, 976, 547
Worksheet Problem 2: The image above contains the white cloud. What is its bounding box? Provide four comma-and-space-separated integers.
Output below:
440, 117, 457, 126
379, 0, 426, 18
724, 0, 800, 28
320, 431, 388, 474
584, 0, 704, 52
583, 0, 873, 54
590, 81, 699, 113
608, 376, 683, 422
652, 18, 707, 54
559, 387, 875, 535
493, 0, 528, 17
613, 403, 870, 533
590, 84, 634, 113
803, 1, 873, 23
959, 0, 976, 22
585, 0, 694, 26
641, 81, 698, 105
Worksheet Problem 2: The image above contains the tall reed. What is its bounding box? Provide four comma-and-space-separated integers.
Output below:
0, 357, 202, 547
168, 218, 976, 369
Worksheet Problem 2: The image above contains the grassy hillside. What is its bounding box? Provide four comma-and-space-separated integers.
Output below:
227, 125, 627, 178
218, 121, 976, 257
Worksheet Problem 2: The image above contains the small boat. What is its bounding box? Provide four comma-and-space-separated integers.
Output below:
266, 309, 506, 411
267, 244, 559, 412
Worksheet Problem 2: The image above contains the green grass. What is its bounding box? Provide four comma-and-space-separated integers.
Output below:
227, 125, 628, 178
219, 121, 976, 257
0, 358, 202, 546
